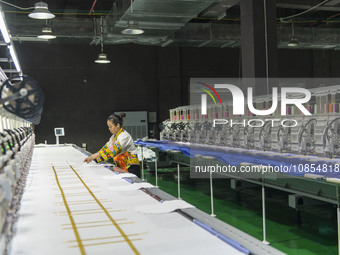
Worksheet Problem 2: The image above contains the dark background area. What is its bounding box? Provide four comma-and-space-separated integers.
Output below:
15, 42, 340, 152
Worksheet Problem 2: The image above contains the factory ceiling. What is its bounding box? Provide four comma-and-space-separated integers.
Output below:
3, 0, 340, 49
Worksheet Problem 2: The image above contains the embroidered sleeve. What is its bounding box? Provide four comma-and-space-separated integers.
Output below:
95, 141, 122, 162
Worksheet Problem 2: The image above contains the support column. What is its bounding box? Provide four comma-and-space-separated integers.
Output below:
177, 163, 181, 199
336, 186, 340, 255
262, 168, 269, 245
241, 0, 278, 96
158, 47, 182, 122
155, 152, 158, 188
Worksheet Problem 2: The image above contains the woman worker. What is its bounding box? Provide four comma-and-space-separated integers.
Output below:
84, 113, 141, 177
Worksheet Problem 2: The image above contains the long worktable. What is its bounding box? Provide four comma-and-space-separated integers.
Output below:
8, 144, 282, 255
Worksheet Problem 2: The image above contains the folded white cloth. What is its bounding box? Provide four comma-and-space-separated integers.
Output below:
101, 173, 136, 180
135, 200, 195, 214
109, 182, 154, 191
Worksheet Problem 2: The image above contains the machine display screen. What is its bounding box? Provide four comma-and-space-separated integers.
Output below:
54, 128, 65, 136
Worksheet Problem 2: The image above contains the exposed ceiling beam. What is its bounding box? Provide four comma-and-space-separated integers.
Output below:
200, 0, 240, 18
327, 0, 340, 6
0, 58, 11, 62
3, 69, 18, 73
277, 3, 340, 12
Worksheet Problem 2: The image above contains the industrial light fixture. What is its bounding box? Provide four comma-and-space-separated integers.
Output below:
288, 38, 298, 47
288, 22, 298, 47
95, 53, 110, 64
0, 67, 7, 82
8, 44, 21, 74
0, 6, 21, 74
0, 8, 10, 43
28, 1, 55, 19
37, 26, 56, 39
121, 0, 144, 35
122, 20, 144, 35
95, 17, 110, 64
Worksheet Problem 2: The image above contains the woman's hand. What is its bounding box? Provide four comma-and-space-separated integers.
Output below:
84, 156, 93, 163
84, 152, 100, 163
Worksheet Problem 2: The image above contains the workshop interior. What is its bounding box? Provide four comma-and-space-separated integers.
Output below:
1, 0, 340, 255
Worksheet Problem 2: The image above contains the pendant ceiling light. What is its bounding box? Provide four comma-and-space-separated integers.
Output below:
28, 1, 55, 19
95, 53, 110, 64
37, 26, 56, 39
288, 38, 298, 47
288, 22, 298, 47
121, 20, 144, 35
121, 0, 144, 35
95, 17, 110, 64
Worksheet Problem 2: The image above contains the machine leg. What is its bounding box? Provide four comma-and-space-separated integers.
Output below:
262, 184, 270, 245
297, 210, 302, 225
155, 155, 158, 188
141, 146, 145, 181
338, 205, 340, 255
210, 171, 216, 217
177, 163, 181, 199
336, 186, 340, 255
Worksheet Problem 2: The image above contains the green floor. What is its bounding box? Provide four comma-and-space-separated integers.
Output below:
143, 168, 338, 255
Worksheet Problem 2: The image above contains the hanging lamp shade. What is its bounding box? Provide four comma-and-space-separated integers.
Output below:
288, 22, 298, 47
28, 2, 55, 19
95, 16, 110, 64
121, 20, 144, 35
288, 37, 298, 47
37, 26, 56, 39
95, 53, 111, 64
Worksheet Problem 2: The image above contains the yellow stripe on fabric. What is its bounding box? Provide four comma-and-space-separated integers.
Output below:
62, 219, 123, 226
63, 221, 134, 230
52, 166, 86, 255
69, 238, 142, 248
69, 165, 141, 255
65, 232, 147, 243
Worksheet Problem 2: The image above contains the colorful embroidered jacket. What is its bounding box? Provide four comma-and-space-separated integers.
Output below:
95, 128, 140, 171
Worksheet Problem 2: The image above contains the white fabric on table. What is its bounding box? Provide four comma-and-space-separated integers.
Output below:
9, 145, 244, 255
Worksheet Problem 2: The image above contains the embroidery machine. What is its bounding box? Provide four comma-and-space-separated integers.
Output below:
160, 85, 340, 158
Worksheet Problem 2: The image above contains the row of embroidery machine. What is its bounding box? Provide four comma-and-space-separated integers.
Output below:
0, 110, 34, 255
160, 85, 340, 158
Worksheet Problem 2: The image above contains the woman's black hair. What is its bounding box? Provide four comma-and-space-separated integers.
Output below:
107, 113, 126, 127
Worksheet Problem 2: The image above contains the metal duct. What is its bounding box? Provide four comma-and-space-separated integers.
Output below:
5, 2, 340, 49
105, 0, 219, 45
